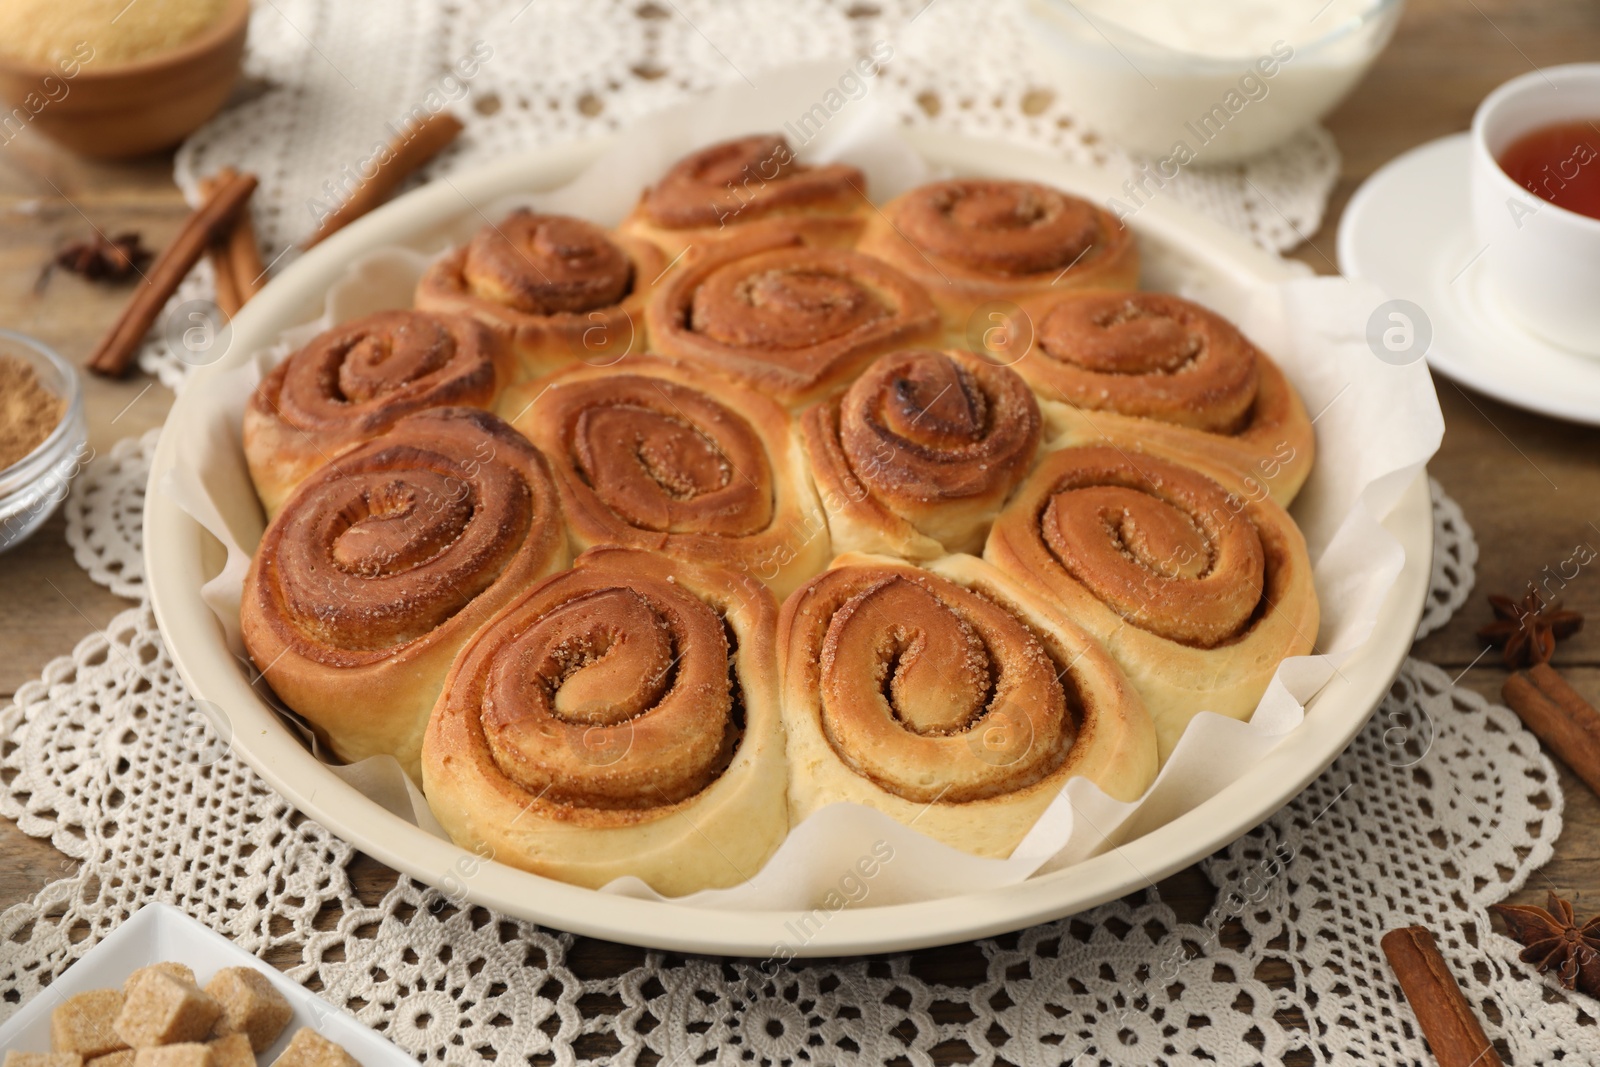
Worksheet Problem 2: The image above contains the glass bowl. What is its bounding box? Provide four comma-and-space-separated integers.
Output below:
1020, 0, 1405, 162
0, 330, 88, 554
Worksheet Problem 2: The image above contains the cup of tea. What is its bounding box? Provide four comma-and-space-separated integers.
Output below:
1470, 64, 1600, 355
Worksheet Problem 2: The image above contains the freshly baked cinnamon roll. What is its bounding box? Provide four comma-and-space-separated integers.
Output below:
622, 133, 870, 255
502, 356, 829, 599
801, 349, 1041, 559
647, 225, 941, 407
422, 547, 787, 894
857, 179, 1138, 332
241, 408, 568, 779
243, 310, 515, 518
1013, 290, 1314, 504
778, 553, 1157, 856
985, 444, 1318, 759
415, 210, 667, 378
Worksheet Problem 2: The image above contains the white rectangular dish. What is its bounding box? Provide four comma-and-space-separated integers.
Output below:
142, 127, 1435, 956
0, 904, 410, 1064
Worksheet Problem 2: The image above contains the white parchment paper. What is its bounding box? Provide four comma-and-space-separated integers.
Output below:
163, 70, 1443, 909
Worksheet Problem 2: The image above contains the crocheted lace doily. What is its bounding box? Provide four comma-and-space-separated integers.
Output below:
1416, 476, 1479, 641
133, 0, 1341, 388
9, 438, 1589, 1063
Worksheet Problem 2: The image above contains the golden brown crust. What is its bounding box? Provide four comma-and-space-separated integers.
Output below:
645, 224, 941, 408
421, 547, 788, 894
984, 442, 1318, 759
801, 349, 1041, 559
242, 310, 514, 519
414, 210, 667, 379
241, 408, 568, 779
857, 179, 1139, 334
501, 355, 830, 599
620, 134, 871, 255
235, 154, 1327, 888
1016, 289, 1315, 504
777, 552, 1157, 855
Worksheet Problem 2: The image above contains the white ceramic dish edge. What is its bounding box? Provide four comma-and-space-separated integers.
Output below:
144, 131, 1432, 957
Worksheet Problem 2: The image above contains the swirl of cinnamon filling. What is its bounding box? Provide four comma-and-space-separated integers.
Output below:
1024, 290, 1261, 433
475, 574, 738, 809
857, 179, 1139, 328
243, 310, 514, 517
457, 210, 632, 315
647, 227, 941, 407
775, 553, 1160, 855
1015, 289, 1318, 505
802, 349, 1041, 557
420, 547, 789, 893
984, 444, 1318, 758
809, 567, 1074, 802
897, 180, 1105, 275
415, 212, 669, 379
990, 446, 1279, 648
256, 310, 505, 437
502, 356, 831, 598
248, 408, 561, 665
240, 407, 568, 777
639, 133, 866, 231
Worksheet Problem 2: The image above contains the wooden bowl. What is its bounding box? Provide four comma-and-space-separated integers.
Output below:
0, 0, 249, 159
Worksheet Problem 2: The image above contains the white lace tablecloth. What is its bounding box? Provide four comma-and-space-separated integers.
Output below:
0, 434, 1589, 1065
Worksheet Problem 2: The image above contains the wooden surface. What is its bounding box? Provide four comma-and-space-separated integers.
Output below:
3, 0, 1600, 1060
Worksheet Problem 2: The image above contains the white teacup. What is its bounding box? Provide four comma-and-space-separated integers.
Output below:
1471, 63, 1600, 355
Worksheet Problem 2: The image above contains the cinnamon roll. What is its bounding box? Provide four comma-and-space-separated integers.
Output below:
1013, 290, 1314, 504
646, 225, 941, 407
778, 553, 1157, 856
502, 356, 829, 599
422, 546, 787, 894
622, 133, 870, 255
415, 210, 667, 378
801, 349, 1041, 559
984, 444, 1318, 759
857, 179, 1138, 332
243, 310, 515, 518
241, 408, 568, 779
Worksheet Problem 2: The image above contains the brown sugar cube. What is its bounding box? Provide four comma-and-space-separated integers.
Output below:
122, 964, 196, 995
5, 1054, 84, 1067
129, 1048, 209, 1067
269, 1029, 358, 1067
51, 990, 128, 1058
205, 967, 293, 1052
204, 1035, 252, 1067
114, 973, 221, 1048
86, 1054, 135, 1067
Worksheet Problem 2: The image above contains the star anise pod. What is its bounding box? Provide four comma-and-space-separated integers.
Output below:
53, 232, 151, 283
1492, 891, 1600, 996
1477, 591, 1584, 669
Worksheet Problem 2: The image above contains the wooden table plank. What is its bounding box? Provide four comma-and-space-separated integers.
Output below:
0, 136, 177, 697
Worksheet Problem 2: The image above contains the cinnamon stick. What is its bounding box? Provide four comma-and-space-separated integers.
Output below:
87, 170, 258, 377
1381, 926, 1503, 1067
228, 193, 266, 302
302, 111, 464, 250
199, 171, 242, 318
1503, 664, 1600, 798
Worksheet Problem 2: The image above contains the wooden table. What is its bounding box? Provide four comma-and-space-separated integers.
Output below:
2, 1, 1598, 1060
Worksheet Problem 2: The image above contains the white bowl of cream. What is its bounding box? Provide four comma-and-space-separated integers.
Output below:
1021, 0, 1404, 162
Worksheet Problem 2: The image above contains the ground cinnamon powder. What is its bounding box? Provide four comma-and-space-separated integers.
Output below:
0, 356, 66, 470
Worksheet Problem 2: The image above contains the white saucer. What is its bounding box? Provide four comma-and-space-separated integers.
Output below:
1338, 132, 1600, 425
